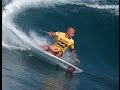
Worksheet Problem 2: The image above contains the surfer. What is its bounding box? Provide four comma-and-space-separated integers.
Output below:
42, 27, 80, 62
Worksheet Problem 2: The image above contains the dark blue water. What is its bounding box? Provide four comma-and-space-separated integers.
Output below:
2, 0, 119, 90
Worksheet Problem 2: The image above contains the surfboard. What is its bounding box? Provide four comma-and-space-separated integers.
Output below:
31, 45, 83, 73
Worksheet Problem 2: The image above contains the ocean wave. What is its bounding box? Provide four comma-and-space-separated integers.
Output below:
2, 0, 119, 17
83, 3, 119, 15
2, 43, 26, 50
2, 0, 119, 57
2, 0, 119, 49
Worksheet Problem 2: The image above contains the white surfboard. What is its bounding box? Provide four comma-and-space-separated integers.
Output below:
30, 45, 83, 73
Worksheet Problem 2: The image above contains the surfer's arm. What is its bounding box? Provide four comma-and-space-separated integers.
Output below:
69, 41, 80, 63
71, 49, 80, 63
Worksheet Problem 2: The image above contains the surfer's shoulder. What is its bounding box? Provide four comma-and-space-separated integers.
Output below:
56, 32, 65, 36
70, 38, 74, 44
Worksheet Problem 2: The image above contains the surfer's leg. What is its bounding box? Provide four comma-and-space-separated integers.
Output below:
55, 51, 63, 58
42, 45, 49, 51
48, 46, 55, 54
48, 46, 61, 56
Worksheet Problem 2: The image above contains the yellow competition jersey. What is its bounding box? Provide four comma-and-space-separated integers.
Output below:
53, 32, 74, 53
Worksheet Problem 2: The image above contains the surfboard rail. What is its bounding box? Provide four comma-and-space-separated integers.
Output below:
31, 45, 83, 73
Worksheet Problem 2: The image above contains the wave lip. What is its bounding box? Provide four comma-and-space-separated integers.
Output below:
2, 0, 119, 50
85, 3, 119, 15
2, 0, 119, 16
69, 2, 119, 15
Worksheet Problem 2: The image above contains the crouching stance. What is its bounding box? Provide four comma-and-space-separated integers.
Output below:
42, 27, 80, 62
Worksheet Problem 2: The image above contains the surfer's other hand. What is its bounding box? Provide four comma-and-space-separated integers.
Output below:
74, 58, 80, 63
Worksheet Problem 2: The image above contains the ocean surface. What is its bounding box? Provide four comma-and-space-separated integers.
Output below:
2, 0, 119, 90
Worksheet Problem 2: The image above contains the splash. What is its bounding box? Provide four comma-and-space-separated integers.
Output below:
2, 0, 119, 49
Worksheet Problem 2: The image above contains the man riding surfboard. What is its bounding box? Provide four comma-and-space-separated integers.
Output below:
42, 27, 80, 63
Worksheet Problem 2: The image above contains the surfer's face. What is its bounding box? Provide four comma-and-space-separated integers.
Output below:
66, 27, 75, 38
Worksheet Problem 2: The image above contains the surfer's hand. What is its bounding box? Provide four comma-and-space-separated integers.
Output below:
48, 32, 53, 37
48, 32, 56, 37
74, 58, 80, 63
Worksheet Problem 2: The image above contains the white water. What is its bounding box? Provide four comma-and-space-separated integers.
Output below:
2, 0, 119, 48
2, 0, 119, 63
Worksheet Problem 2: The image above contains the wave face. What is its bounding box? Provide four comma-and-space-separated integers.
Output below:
2, 0, 119, 90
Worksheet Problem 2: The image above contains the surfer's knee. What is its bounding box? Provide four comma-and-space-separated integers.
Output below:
48, 46, 55, 51
56, 51, 63, 58
42, 45, 49, 51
